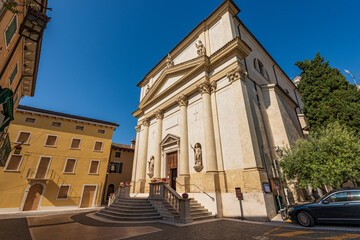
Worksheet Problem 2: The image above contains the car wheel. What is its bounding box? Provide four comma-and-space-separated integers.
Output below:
297, 211, 315, 227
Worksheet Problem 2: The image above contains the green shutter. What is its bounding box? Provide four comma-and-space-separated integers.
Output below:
5, 15, 17, 46
9, 64, 18, 86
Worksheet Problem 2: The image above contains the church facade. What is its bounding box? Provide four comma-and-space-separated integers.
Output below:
131, 0, 306, 221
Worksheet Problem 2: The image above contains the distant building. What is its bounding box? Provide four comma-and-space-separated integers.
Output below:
102, 141, 135, 203
0, 105, 118, 212
0, 1, 50, 166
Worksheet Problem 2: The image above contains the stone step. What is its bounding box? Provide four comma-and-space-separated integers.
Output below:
192, 214, 215, 221
96, 212, 162, 221
115, 198, 149, 203
106, 206, 157, 214
101, 209, 160, 218
112, 201, 152, 207
191, 211, 212, 218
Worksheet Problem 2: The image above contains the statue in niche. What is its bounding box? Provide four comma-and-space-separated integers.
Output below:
191, 143, 203, 172
148, 156, 154, 178
166, 54, 174, 68
195, 40, 206, 56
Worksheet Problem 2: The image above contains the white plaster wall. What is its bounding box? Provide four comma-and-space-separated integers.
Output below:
188, 193, 217, 216
216, 84, 244, 170
173, 38, 198, 65
158, 75, 184, 94
162, 111, 180, 138
187, 93, 206, 173
209, 19, 225, 54
209, 56, 238, 77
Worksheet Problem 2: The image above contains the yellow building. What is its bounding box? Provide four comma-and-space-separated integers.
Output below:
0, 1, 50, 166
0, 105, 118, 212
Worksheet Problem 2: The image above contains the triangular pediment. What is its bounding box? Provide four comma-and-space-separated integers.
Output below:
160, 134, 180, 146
139, 56, 207, 108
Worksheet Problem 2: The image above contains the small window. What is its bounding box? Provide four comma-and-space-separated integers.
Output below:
51, 121, 62, 127
108, 162, 123, 173
89, 160, 100, 174
16, 131, 31, 144
327, 192, 348, 203
4, 154, 23, 171
57, 185, 70, 199
24, 117, 36, 124
115, 152, 121, 158
348, 191, 360, 201
70, 138, 81, 149
5, 15, 17, 46
45, 135, 58, 147
75, 125, 84, 131
93, 141, 103, 151
98, 129, 105, 134
64, 158, 76, 173
258, 60, 264, 76
9, 63, 18, 86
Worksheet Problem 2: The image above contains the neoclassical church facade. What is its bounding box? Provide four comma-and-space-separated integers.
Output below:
131, 0, 306, 220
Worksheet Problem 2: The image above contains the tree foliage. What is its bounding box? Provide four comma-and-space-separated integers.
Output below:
296, 53, 360, 133
280, 122, 360, 189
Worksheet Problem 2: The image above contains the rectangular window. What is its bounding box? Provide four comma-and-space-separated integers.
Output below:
89, 160, 100, 174
70, 138, 81, 149
63, 158, 76, 173
108, 162, 122, 174
51, 121, 62, 127
57, 185, 70, 199
4, 154, 23, 171
9, 63, 18, 86
75, 125, 84, 131
5, 15, 17, 46
115, 151, 121, 158
16, 131, 31, 144
45, 135, 58, 147
24, 117, 36, 123
97, 129, 105, 134
93, 141, 103, 151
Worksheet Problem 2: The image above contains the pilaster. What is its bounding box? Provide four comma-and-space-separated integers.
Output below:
136, 118, 150, 193
131, 125, 141, 193
154, 110, 164, 179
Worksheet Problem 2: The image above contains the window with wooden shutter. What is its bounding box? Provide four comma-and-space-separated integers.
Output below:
5, 15, 17, 46
9, 63, 18, 86
51, 121, 62, 127
89, 160, 99, 174
5, 154, 23, 171
24, 117, 36, 123
57, 185, 70, 199
45, 135, 57, 146
93, 141, 103, 151
75, 125, 84, 131
70, 138, 81, 149
64, 158, 76, 173
16, 132, 31, 144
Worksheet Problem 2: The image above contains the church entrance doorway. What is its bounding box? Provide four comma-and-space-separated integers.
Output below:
166, 152, 178, 191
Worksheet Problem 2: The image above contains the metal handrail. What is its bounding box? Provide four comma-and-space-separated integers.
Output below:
175, 180, 215, 201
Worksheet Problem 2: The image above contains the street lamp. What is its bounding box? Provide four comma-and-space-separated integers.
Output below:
19, 7, 50, 42
344, 69, 359, 88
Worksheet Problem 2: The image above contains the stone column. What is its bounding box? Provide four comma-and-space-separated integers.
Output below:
131, 125, 141, 192
177, 94, 190, 192
135, 118, 150, 193
154, 109, 164, 179
199, 83, 218, 172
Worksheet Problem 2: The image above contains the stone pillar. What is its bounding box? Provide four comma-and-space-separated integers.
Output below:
198, 83, 217, 172
177, 95, 190, 193
154, 109, 164, 179
135, 118, 150, 193
131, 125, 141, 192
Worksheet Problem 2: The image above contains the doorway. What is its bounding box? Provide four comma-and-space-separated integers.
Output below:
107, 184, 115, 201
80, 185, 97, 208
166, 152, 178, 191
23, 184, 43, 211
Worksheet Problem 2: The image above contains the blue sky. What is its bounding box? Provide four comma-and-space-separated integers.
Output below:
20, 0, 360, 144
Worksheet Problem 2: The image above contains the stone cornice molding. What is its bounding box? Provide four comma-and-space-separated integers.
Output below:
198, 82, 211, 95
142, 118, 150, 127
177, 94, 188, 107
227, 64, 248, 83
135, 125, 141, 132
155, 109, 164, 119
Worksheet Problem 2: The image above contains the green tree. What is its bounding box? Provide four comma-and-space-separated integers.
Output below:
296, 53, 360, 133
280, 122, 360, 190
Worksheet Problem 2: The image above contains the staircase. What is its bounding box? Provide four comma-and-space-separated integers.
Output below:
190, 198, 214, 221
96, 198, 162, 221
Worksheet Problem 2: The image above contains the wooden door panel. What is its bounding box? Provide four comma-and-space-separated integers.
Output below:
80, 186, 96, 208
23, 184, 43, 211
35, 157, 51, 179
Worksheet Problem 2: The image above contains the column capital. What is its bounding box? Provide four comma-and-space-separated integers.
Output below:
156, 109, 164, 119
210, 81, 217, 93
135, 125, 141, 132
177, 94, 188, 107
227, 65, 248, 83
142, 118, 150, 127
198, 82, 211, 95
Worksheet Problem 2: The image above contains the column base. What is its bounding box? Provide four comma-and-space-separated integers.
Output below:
176, 175, 190, 193
134, 180, 146, 193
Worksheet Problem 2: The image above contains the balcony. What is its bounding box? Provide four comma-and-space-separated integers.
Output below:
26, 168, 54, 182
0, 133, 11, 167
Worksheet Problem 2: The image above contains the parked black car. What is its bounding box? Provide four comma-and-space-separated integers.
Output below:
288, 188, 360, 227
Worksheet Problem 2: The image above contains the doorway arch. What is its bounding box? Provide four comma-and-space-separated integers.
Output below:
22, 183, 45, 211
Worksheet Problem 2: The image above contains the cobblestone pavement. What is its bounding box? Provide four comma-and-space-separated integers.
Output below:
0, 210, 360, 240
